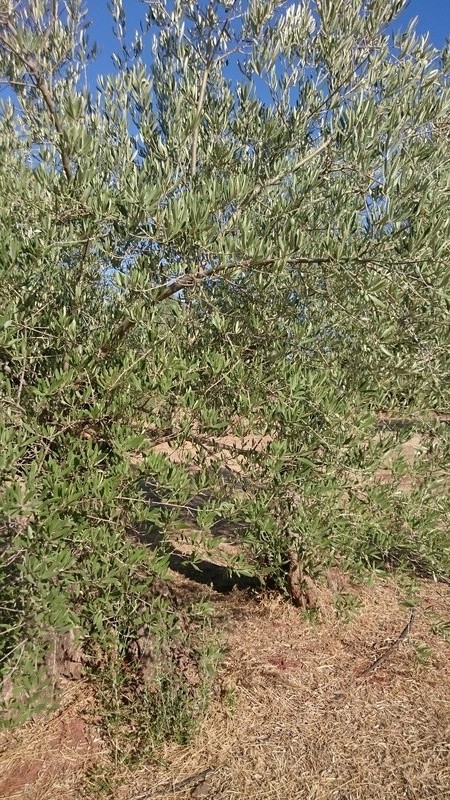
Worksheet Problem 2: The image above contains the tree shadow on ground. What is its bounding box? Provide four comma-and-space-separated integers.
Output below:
130, 479, 261, 595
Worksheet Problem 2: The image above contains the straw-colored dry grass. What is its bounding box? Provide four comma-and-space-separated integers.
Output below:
1, 575, 449, 800
0, 682, 104, 799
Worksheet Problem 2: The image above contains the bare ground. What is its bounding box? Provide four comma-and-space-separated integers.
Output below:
1, 574, 449, 800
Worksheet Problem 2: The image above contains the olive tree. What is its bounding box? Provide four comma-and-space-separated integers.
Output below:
0, 0, 449, 734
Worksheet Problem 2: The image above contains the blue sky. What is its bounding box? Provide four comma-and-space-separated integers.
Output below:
87, 0, 450, 80
396, 0, 450, 45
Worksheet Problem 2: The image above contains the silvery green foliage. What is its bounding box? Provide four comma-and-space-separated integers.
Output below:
1, 0, 448, 368
0, 0, 449, 730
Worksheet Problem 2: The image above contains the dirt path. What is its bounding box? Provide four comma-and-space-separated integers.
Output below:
1, 575, 449, 800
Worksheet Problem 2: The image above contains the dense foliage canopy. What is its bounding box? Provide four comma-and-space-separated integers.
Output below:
1, 0, 449, 734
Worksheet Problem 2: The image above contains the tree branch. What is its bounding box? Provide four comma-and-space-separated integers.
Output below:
34, 74, 73, 180
190, 64, 210, 179
104, 245, 403, 355
0, 23, 72, 180
190, 15, 232, 179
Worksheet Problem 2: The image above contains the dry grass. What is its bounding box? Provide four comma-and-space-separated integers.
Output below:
112, 578, 450, 800
0, 682, 104, 799
3, 576, 448, 800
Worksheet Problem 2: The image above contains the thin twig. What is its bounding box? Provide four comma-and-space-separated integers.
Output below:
128, 767, 215, 800
356, 609, 416, 680
191, 64, 210, 178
